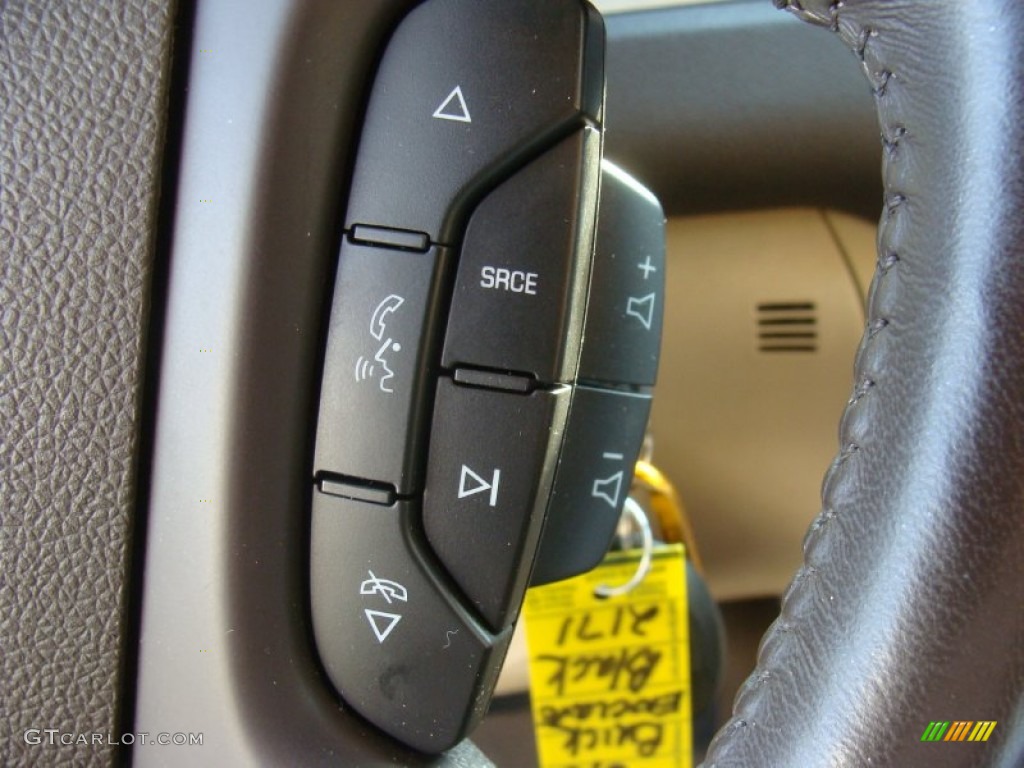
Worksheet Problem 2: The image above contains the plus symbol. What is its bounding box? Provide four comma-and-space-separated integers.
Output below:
637, 255, 657, 280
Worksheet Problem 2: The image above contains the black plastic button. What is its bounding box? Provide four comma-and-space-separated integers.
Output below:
314, 241, 450, 493
343, 0, 605, 244
531, 385, 652, 586
424, 378, 569, 631
442, 128, 599, 383
578, 162, 666, 387
311, 492, 510, 754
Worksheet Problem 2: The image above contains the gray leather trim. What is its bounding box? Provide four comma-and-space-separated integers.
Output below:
0, 1, 175, 765
703, 1, 1024, 766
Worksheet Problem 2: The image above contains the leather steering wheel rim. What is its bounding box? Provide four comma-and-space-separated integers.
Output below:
704, 1, 1024, 765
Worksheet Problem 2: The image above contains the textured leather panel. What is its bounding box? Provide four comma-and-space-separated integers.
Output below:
1, 1, 174, 765
704, 1, 1024, 767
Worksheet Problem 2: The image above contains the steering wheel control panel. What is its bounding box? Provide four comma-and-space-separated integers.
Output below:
310, 0, 664, 753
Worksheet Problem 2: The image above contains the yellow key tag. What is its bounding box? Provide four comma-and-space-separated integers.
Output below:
523, 544, 692, 768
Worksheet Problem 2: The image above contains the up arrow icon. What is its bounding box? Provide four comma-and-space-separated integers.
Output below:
433, 86, 472, 123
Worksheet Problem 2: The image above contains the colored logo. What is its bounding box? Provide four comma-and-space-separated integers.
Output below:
921, 721, 997, 742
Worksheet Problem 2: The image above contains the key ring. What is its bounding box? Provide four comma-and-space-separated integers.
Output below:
634, 459, 704, 574
593, 496, 654, 599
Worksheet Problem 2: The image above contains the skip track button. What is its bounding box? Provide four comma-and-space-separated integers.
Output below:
424, 379, 570, 630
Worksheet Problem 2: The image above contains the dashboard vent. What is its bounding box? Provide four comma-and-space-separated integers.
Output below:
757, 302, 817, 353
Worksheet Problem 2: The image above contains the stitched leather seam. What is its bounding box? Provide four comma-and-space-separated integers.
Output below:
882, 125, 908, 158
706, 3, 903, 762
781, 0, 903, 624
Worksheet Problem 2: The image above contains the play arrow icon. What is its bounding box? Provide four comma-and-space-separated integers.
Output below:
433, 85, 472, 123
458, 464, 501, 507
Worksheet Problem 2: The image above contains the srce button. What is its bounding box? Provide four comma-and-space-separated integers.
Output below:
443, 128, 599, 383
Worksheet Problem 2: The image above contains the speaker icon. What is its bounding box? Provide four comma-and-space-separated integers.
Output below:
591, 470, 625, 509
625, 292, 656, 331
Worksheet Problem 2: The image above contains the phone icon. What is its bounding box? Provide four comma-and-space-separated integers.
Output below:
370, 294, 404, 341
355, 294, 406, 394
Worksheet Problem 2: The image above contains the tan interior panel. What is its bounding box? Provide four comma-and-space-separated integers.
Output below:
652, 208, 875, 600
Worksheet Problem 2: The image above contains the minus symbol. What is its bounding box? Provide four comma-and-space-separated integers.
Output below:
603, 452, 624, 460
